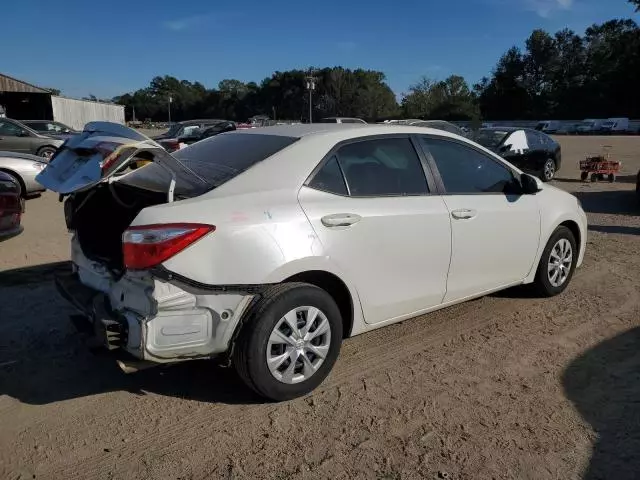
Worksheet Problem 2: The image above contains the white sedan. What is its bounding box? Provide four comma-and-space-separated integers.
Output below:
38, 122, 587, 401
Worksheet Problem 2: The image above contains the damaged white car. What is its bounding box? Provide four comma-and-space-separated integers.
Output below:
38, 122, 587, 401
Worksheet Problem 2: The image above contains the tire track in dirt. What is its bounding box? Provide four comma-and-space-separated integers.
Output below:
40, 251, 621, 480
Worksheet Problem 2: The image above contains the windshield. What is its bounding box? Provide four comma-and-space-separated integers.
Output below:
164, 124, 184, 137
171, 133, 299, 188
473, 130, 510, 149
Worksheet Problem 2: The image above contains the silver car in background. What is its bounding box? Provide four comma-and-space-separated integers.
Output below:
0, 151, 47, 196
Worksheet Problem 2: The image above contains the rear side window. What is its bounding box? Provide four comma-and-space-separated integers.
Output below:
173, 133, 298, 186
336, 138, 428, 196
308, 156, 348, 195
421, 137, 515, 194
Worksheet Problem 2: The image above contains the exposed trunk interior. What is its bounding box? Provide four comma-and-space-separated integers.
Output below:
68, 184, 168, 272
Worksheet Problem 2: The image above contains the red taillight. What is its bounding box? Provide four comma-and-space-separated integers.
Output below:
164, 140, 180, 152
122, 223, 215, 270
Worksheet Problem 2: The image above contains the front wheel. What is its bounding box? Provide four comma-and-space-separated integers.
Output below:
37, 146, 57, 160
532, 226, 577, 297
233, 283, 343, 401
542, 158, 556, 182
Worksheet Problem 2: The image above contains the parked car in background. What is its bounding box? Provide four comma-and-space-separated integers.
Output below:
557, 123, 580, 135
407, 120, 468, 137
156, 121, 237, 152
153, 119, 228, 151
576, 119, 605, 135
473, 127, 561, 181
0, 151, 48, 196
320, 117, 367, 124
172, 121, 237, 148
0, 118, 65, 159
535, 120, 561, 134
601, 118, 630, 134
22, 120, 78, 137
0, 170, 24, 240
39, 122, 586, 401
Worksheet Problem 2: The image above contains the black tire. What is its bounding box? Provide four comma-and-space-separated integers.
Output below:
580, 171, 588, 181
532, 226, 578, 297
541, 158, 556, 182
233, 283, 343, 401
608, 173, 615, 183
36, 146, 57, 160
590, 173, 598, 182
0, 170, 25, 198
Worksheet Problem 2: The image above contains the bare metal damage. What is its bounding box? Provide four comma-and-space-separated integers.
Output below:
70, 237, 255, 364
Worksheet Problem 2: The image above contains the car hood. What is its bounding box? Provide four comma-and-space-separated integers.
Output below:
35, 122, 207, 196
0, 151, 46, 162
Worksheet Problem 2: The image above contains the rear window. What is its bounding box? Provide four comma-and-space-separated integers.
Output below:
173, 133, 298, 186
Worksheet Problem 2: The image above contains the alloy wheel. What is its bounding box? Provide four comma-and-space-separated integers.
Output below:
266, 306, 332, 384
543, 159, 555, 181
547, 238, 573, 287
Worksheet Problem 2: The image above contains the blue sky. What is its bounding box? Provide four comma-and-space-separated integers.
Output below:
2, 0, 635, 99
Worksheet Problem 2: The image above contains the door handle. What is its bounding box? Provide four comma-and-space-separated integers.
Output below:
451, 209, 477, 220
321, 213, 362, 227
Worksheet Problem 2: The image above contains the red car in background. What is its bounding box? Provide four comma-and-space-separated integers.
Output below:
0, 171, 24, 240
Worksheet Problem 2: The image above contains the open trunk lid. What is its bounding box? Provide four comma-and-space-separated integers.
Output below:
36, 122, 210, 197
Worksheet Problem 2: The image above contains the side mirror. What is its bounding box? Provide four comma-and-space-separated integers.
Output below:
499, 144, 511, 153
520, 173, 541, 194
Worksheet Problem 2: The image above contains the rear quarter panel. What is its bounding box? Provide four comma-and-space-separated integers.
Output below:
133, 189, 327, 285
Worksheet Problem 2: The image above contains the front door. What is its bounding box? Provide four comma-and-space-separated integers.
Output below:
0, 120, 33, 153
298, 136, 452, 325
418, 136, 541, 302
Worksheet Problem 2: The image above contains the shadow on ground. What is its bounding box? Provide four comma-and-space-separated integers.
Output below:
555, 174, 638, 185
574, 189, 639, 216
563, 327, 640, 480
0, 262, 264, 406
588, 225, 640, 236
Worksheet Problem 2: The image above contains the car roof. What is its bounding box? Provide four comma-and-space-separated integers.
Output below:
233, 123, 468, 141
178, 119, 226, 125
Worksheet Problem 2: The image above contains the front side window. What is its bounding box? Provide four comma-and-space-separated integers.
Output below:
336, 138, 428, 196
0, 121, 27, 137
421, 137, 516, 194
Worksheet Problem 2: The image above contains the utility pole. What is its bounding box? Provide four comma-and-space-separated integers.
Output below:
305, 75, 316, 123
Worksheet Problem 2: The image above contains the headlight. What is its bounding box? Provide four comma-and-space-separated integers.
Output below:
33, 162, 46, 170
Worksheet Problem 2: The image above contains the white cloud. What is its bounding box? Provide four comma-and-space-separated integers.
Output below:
526, 0, 573, 18
162, 12, 239, 31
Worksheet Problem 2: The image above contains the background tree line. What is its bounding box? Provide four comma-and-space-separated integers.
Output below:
113, 16, 639, 122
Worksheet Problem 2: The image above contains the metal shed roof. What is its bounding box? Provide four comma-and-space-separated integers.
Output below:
0, 73, 50, 94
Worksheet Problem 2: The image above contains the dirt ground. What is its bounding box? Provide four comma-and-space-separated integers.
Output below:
0, 136, 639, 480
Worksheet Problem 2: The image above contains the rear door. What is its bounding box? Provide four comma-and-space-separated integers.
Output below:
418, 136, 541, 302
298, 135, 452, 325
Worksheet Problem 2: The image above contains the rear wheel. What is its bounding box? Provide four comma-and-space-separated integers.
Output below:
580, 171, 588, 181
542, 158, 556, 182
532, 226, 577, 297
590, 173, 598, 182
608, 173, 615, 183
233, 283, 343, 401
